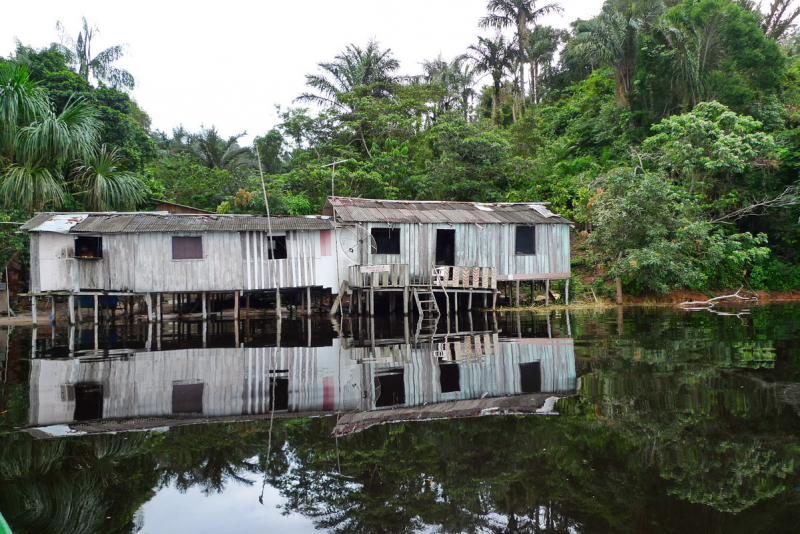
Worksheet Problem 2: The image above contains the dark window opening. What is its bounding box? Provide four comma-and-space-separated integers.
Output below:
375, 370, 405, 407
371, 228, 400, 255
266, 236, 288, 260
172, 382, 204, 413
172, 236, 203, 260
435, 229, 455, 265
74, 383, 103, 421
515, 226, 536, 255
439, 364, 460, 393
75, 236, 102, 258
268, 376, 289, 410
519, 362, 542, 393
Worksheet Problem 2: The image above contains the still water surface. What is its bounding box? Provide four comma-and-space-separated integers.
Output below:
1, 306, 799, 533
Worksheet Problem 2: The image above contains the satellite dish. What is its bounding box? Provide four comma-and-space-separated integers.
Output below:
339, 225, 376, 262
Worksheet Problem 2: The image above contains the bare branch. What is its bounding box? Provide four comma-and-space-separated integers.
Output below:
678, 287, 758, 307
709, 186, 800, 223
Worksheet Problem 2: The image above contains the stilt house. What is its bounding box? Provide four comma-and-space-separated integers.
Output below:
323, 197, 573, 312
20, 212, 336, 320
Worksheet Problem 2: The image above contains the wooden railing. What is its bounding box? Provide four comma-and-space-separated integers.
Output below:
432, 266, 497, 289
349, 264, 410, 288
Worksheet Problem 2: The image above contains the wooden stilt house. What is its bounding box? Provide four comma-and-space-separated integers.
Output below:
323, 197, 573, 314
20, 212, 336, 323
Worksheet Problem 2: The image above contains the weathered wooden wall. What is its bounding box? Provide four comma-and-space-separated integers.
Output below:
336, 222, 570, 286
33, 229, 338, 293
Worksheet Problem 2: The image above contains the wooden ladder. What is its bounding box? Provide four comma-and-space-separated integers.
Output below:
413, 287, 440, 341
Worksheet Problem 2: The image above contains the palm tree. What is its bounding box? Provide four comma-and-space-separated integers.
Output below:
464, 34, 516, 123
296, 39, 401, 110
526, 25, 567, 107
52, 17, 135, 91
73, 144, 145, 211
480, 0, 563, 107
421, 55, 477, 119
189, 126, 250, 170
572, 0, 664, 107
0, 63, 102, 211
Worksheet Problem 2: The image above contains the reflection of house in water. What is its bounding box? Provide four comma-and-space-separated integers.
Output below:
27, 322, 576, 437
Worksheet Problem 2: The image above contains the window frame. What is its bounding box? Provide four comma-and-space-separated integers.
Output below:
371, 228, 401, 255
514, 226, 536, 255
266, 235, 288, 260
172, 235, 204, 261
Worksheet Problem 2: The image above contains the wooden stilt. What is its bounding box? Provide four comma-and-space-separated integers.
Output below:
306, 286, 312, 315
234, 290, 240, 319
68, 295, 75, 324
403, 287, 409, 315
31, 296, 38, 326
492, 291, 498, 310
94, 294, 99, 325
369, 288, 375, 316
565, 279, 570, 306
357, 289, 362, 314
157, 294, 163, 322
545, 280, 550, 306
145, 293, 153, 322
455, 291, 459, 312
515, 281, 520, 307
94, 322, 99, 355
246, 292, 251, 318
69, 325, 75, 354
468, 290, 473, 311
77, 298, 82, 322
275, 290, 281, 316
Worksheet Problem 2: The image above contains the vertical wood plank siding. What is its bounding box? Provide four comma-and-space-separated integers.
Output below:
33, 229, 339, 293
363, 222, 570, 282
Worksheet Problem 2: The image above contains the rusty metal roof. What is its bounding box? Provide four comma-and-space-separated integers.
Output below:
21, 212, 334, 233
324, 197, 572, 225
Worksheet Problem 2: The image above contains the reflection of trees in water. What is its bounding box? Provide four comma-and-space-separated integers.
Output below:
2, 306, 800, 533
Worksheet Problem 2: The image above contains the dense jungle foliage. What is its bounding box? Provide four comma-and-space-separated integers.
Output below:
2, 0, 800, 298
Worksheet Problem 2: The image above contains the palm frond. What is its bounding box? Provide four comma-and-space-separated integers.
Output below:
73, 145, 145, 210
0, 161, 67, 211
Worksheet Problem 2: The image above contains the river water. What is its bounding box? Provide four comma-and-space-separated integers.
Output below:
0, 305, 799, 533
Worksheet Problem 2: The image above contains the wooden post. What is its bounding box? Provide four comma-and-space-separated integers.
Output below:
492, 291, 498, 310
246, 292, 251, 318
455, 291, 459, 312
515, 281, 520, 307
468, 290, 473, 311
157, 294, 163, 322
77, 297, 82, 322
357, 289, 362, 314
202, 292, 207, 320
94, 322, 99, 355
69, 325, 75, 354
68, 295, 75, 324
93, 294, 99, 325
565, 279, 570, 306
234, 290, 240, 319
545, 280, 550, 306
402, 287, 409, 315
31, 296, 38, 326
145, 293, 153, 323
369, 288, 375, 316
306, 286, 312, 315
445, 290, 450, 316
275, 290, 281, 316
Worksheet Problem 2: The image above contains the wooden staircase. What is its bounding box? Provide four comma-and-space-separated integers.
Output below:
412, 287, 440, 340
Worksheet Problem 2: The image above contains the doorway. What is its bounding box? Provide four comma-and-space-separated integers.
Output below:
435, 229, 455, 266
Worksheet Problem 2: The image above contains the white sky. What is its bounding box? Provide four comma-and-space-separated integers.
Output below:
1, 1, 605, 144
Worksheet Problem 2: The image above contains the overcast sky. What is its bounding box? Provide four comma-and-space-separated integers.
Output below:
2, 1, 605, 144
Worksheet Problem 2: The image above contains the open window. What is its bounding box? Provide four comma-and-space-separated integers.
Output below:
75, 236, 102, 259
371, 228, 400, 255
515, 226, 536, 255
172, 236, 203, 260
268, 376, 289, 411
73, 383, 103, 421
266, 236, 288, 260
172, 382, 204, 413
439, 364, 460, 393
519, 362, 542, 393
374, 369, 405, 407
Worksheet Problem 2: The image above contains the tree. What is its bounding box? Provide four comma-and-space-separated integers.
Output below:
296, 40, 401, 110
73, 144, 145, 211
0, 63, 102, 211
189, 126, 250, 170
52, 17, 135, 90
420, 55, 477, 120
572, 0, 665, 107
479, 0, 563, 105
526, 25, 568, 106
465, 34, 516, 123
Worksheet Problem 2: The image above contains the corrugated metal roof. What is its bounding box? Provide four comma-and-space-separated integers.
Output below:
21, 213, 334, 233
325, 197, 572, 225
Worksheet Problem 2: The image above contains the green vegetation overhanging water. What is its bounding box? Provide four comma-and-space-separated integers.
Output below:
1, 305, 799, 533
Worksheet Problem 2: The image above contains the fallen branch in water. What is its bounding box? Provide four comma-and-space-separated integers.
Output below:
678, 286, 758, 307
